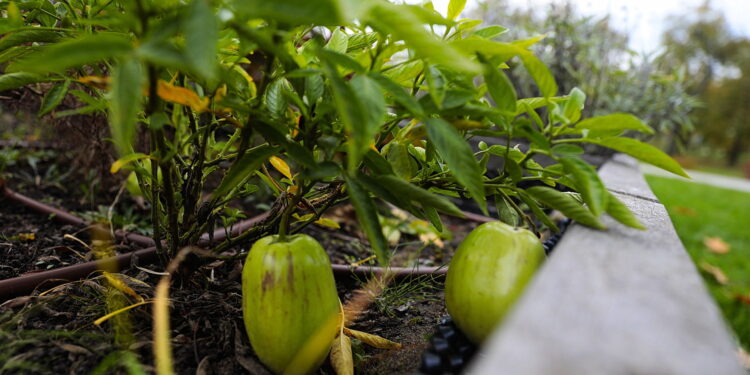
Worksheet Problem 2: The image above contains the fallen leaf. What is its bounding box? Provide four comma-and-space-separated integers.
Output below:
738, 347, 750, 369
674, 206, 697, 216
699, 262, 729, 285
343, 328, 401, 349
329, 333, 353, 375
17, 232, 35, 241
704, 236, 731, 254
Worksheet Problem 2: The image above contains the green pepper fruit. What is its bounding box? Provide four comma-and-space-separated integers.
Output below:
242, 234, 340, 374
445, 221, 545, 343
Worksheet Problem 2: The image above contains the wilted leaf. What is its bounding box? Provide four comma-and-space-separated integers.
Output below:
699, 262, 728, 285
17, 232, 35, 241
343, 328, 401, 349
77, 75, 111, 90
269, 156, 293, 181
703, 236, 731, 254
330, 333, 353, 375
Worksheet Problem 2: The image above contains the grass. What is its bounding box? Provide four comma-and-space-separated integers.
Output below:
645, 175, 750, 350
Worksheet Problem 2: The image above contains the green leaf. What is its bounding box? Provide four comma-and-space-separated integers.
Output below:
562, 87, 586, 124
214, 144, 278, 198
560, 157, 608, 217
326, 27, 348, 53
109, 58, 143, 156
519, 51, 557, 97
184, 0, 218, 85
367, 4, 480, 74
369, 72, 424, 116
472, 25, 508, 39
323, 54, 384, 171
0, 72, 46, 91
551, 144, 584, 156
574, 113, 655, 136
363, 149, 395, 176
348, 75, 386, 171
495, 194, 519, 226
240, 0, 357, 26
447, 0, 466, 20
482, 58, 516, 113
318, 49, 365, 73
0, 29, 63, 52
345, 175, 389, 265
386, 142, 415, 180
425, 118, 486, 214
264, 78, 289, 119
377, 175, 463, 217
517, 190, 559, 232
39, 80, 70, 115
582, 137, 688, 177
9, 33, 132, 73
304, 73, 324, 104
449, 37, 522, 61
424, 206, 444, 232
425, 65, 446, 108
526, 186, 605, 229
605, 192, 645, 230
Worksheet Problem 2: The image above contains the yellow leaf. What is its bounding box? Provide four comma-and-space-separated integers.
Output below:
704, 236, 731, 254
329, 333, 353, 375
269, 156, 293, 181
699, 262, 729, 285
343, 328, 401, 349
102, 271, 143, 302
156, 80, 209, 112
77, 75, 111, 90
314, 218, 340, 230
17, 232, 35, 241
293, 213, 315, 222
110, 153, 153, 174
94, 300, 151, 326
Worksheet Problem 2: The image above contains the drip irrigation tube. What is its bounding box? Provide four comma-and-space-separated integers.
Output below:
0, 183, 482, 300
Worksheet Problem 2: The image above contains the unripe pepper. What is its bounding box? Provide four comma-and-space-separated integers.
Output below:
242, 234, 339, 374
445, 221, 545, 343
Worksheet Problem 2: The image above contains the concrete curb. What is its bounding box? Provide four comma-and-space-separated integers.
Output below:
469, 154, 744, 375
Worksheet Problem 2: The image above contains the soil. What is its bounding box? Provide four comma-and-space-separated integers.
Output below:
0, 168, 464, 374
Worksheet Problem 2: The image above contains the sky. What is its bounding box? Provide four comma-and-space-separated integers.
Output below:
426, 0, 750, 53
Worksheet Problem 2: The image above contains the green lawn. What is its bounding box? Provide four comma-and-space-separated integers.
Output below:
646, 175, 750, 350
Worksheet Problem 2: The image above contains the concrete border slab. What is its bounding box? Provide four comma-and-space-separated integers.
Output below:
468, 155, 744, 375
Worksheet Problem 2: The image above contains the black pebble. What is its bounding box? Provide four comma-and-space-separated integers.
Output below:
421, 352, 443, 373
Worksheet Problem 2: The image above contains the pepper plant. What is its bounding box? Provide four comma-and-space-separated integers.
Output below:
0, 0, 688, 265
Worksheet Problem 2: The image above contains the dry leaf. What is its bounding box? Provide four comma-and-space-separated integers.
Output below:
704, 236, 731, 254
674, 206, 697, 217
102, 271, 143, 301
17, 232, 35, 241
699, 262, 729, 285
343, 328, 401, 349
735, 294, 750, 306
329, 333, 353, 375
269, 156, 293, 181
343, 275, 391, 325
738, 347, 750, 369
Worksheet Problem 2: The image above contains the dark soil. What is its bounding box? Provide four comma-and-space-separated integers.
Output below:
0, 177, 462, 374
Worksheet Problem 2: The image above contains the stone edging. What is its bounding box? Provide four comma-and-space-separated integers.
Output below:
469, 154, 745, 375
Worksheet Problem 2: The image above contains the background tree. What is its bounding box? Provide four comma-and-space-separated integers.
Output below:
472, 0, 698, 153
662, 1, 750, 166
